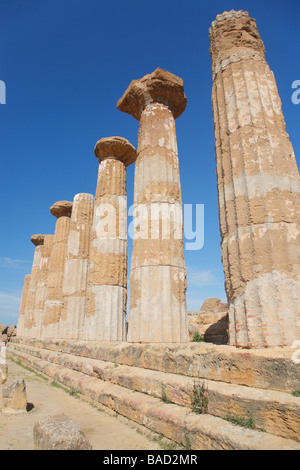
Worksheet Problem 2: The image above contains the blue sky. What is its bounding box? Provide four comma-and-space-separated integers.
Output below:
0, 0, 299, 326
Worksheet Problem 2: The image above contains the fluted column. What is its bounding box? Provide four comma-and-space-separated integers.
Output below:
22, 235, 46, 337
17, 274, 31, 337
32, 234, 54, 338
117, 68, 189, 342
59, 193, 94, 339
209, 10, 300, 347
83, 137, 136, 341
42, 201, 72, 339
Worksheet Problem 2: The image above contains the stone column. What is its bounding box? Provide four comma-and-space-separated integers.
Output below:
22, 235, 45, 338
59, 193, 94, 340
42, 201, 72, 339
32, 234, 54, 338
117, 68, 189, 342
209, 10, 300, 348
84, 137, 136, 341
17, 274, 31, 337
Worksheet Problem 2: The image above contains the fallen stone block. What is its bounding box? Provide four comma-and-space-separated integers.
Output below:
2, 377, 27, 414
33, 414, 92, 450
7, 324, 17, 338
0, 324, 8, 335
0, 341, 7, 385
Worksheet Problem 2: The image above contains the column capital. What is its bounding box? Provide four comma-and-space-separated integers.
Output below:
50, 201, 73, 218
94, 136, 137, 167
117, 68, 187, 121
31, 234, 46, 246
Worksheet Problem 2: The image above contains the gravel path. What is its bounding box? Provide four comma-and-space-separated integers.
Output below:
0, 358, 161, 450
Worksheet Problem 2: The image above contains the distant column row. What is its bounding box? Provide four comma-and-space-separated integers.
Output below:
18, 76, 189, 343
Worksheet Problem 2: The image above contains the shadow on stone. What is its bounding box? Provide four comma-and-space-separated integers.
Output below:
26, 402, 34, 412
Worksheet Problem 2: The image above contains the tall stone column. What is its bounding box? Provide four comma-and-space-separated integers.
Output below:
42, 201, 72, 339
17, 274, 31, 337
117, 68, 189, 342
84, 137, 136, 341
59, 193, 94, 340
31, 234, 54, 338
22, 235, 46, 338
209, 10, 300, 348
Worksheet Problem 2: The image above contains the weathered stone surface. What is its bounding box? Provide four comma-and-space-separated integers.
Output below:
118, 70, 189, 343
43, 202, 72, 338
60, 193, 94, 340
0, 341, 7, 385
2, 377, 27, 414
22, 234, 54, 338
84, 138, 136, 341
33, 414, 92, 450
30, 234, 45, 246
117, 68, 187, 120
17, 274, 31, 337
7, 324, 17, 338
210, 10, 300, 348
200, 298, 228, 313
0, 364, 8, 385
7, 340, 300, 449
0, 324, 8, 335
0, 334, 8, 344
49, 200, 73, 218
188, 298, 229, 343
188, 312, 228, 344
94, 136, 137, 166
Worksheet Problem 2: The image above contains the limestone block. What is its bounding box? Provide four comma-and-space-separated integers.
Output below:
0, 342, 7, 385
0, 324, 8, 335
2, 377, 27, 414
33, 414, 92, 450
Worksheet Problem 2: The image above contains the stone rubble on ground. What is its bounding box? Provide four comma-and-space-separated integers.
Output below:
33, 413, 92, 450
1, 376, 27, 414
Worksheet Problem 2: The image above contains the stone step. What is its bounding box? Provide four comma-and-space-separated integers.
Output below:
8, 341, 300, 443
6, 345, 300, 450
10, 337, 300, 393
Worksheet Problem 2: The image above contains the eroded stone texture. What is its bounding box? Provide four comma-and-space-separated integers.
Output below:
210, 11, 300, 347
84, 137, 137, 341
17, 274, 31, 338
60, 193, 94, 339
2, 377, 27, 414
33, 414, 92, 450
22, 235, 46, 337
31, 235, 54, 338
118, 68, 189, 342
42, 201, 72, 339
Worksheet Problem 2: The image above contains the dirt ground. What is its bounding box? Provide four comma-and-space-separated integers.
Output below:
0, 358, 161, 450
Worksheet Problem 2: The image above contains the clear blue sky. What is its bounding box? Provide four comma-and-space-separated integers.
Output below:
0, 0, 299, 326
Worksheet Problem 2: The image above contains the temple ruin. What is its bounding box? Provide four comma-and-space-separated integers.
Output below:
7, 10, 300, 450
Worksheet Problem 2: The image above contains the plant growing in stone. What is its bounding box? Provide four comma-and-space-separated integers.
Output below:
161, 384, 172, 404
225, 412, 257, 430
192, 332, 204, 342
190, 380, 208, 414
